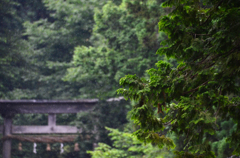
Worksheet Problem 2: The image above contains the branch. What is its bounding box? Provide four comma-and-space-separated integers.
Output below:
203, 62, 215, 70
183, 80, 209, 95
200, 0, 225, 26
163, 121, 172, 126
197, 54, 210, 65
190, 73, 198, 79
195, 34, 210, 37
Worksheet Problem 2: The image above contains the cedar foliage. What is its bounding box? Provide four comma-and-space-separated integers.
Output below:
118, 0, 240, 157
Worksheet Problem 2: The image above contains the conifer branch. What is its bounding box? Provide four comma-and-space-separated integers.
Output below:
183, 80, 209, 95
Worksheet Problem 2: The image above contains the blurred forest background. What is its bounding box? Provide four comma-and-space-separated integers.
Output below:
0, 0, 237, 157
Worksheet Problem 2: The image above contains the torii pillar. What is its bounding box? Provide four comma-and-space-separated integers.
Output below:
0, 99, 98, 158
2, 113, 14, 158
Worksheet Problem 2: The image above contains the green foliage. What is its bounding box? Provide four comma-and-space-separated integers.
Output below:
87, 127, 174, 158
0, 0, 35, 99
20, 0, 98, 99
118, 0, 240, 157
0, 0, 168, 158
65, 46, 122, 98
3, 0, 239, 157
65, 0, 166, 98
1, 0, 131, 157
64, 1, 168, 155
209, 119, 236, 158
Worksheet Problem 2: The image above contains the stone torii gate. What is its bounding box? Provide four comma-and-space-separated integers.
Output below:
0, 99, 99, 158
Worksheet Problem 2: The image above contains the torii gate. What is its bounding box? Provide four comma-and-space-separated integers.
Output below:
0, 99, 99, 158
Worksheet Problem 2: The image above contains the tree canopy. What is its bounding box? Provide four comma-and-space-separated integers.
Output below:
65, 0, 165, 98
118, 0, 240, 157
1, 0, 239, 157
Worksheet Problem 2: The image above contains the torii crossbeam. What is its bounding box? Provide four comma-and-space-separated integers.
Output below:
0, 99, 99, 158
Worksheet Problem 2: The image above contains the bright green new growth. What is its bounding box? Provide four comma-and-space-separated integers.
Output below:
87, 127, 174, 158
118, 0, 240, 157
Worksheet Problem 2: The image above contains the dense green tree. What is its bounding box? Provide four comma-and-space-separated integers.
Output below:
14, 0, 117, 100
0, 0, 55, 100
87, 127, 174, 158
118, 0, 240, 157
64, 0, 168, 157
21, 0, 90, 99
0, 0, 36, 99
65, 0, 166, 98
210, 119, 236, 158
